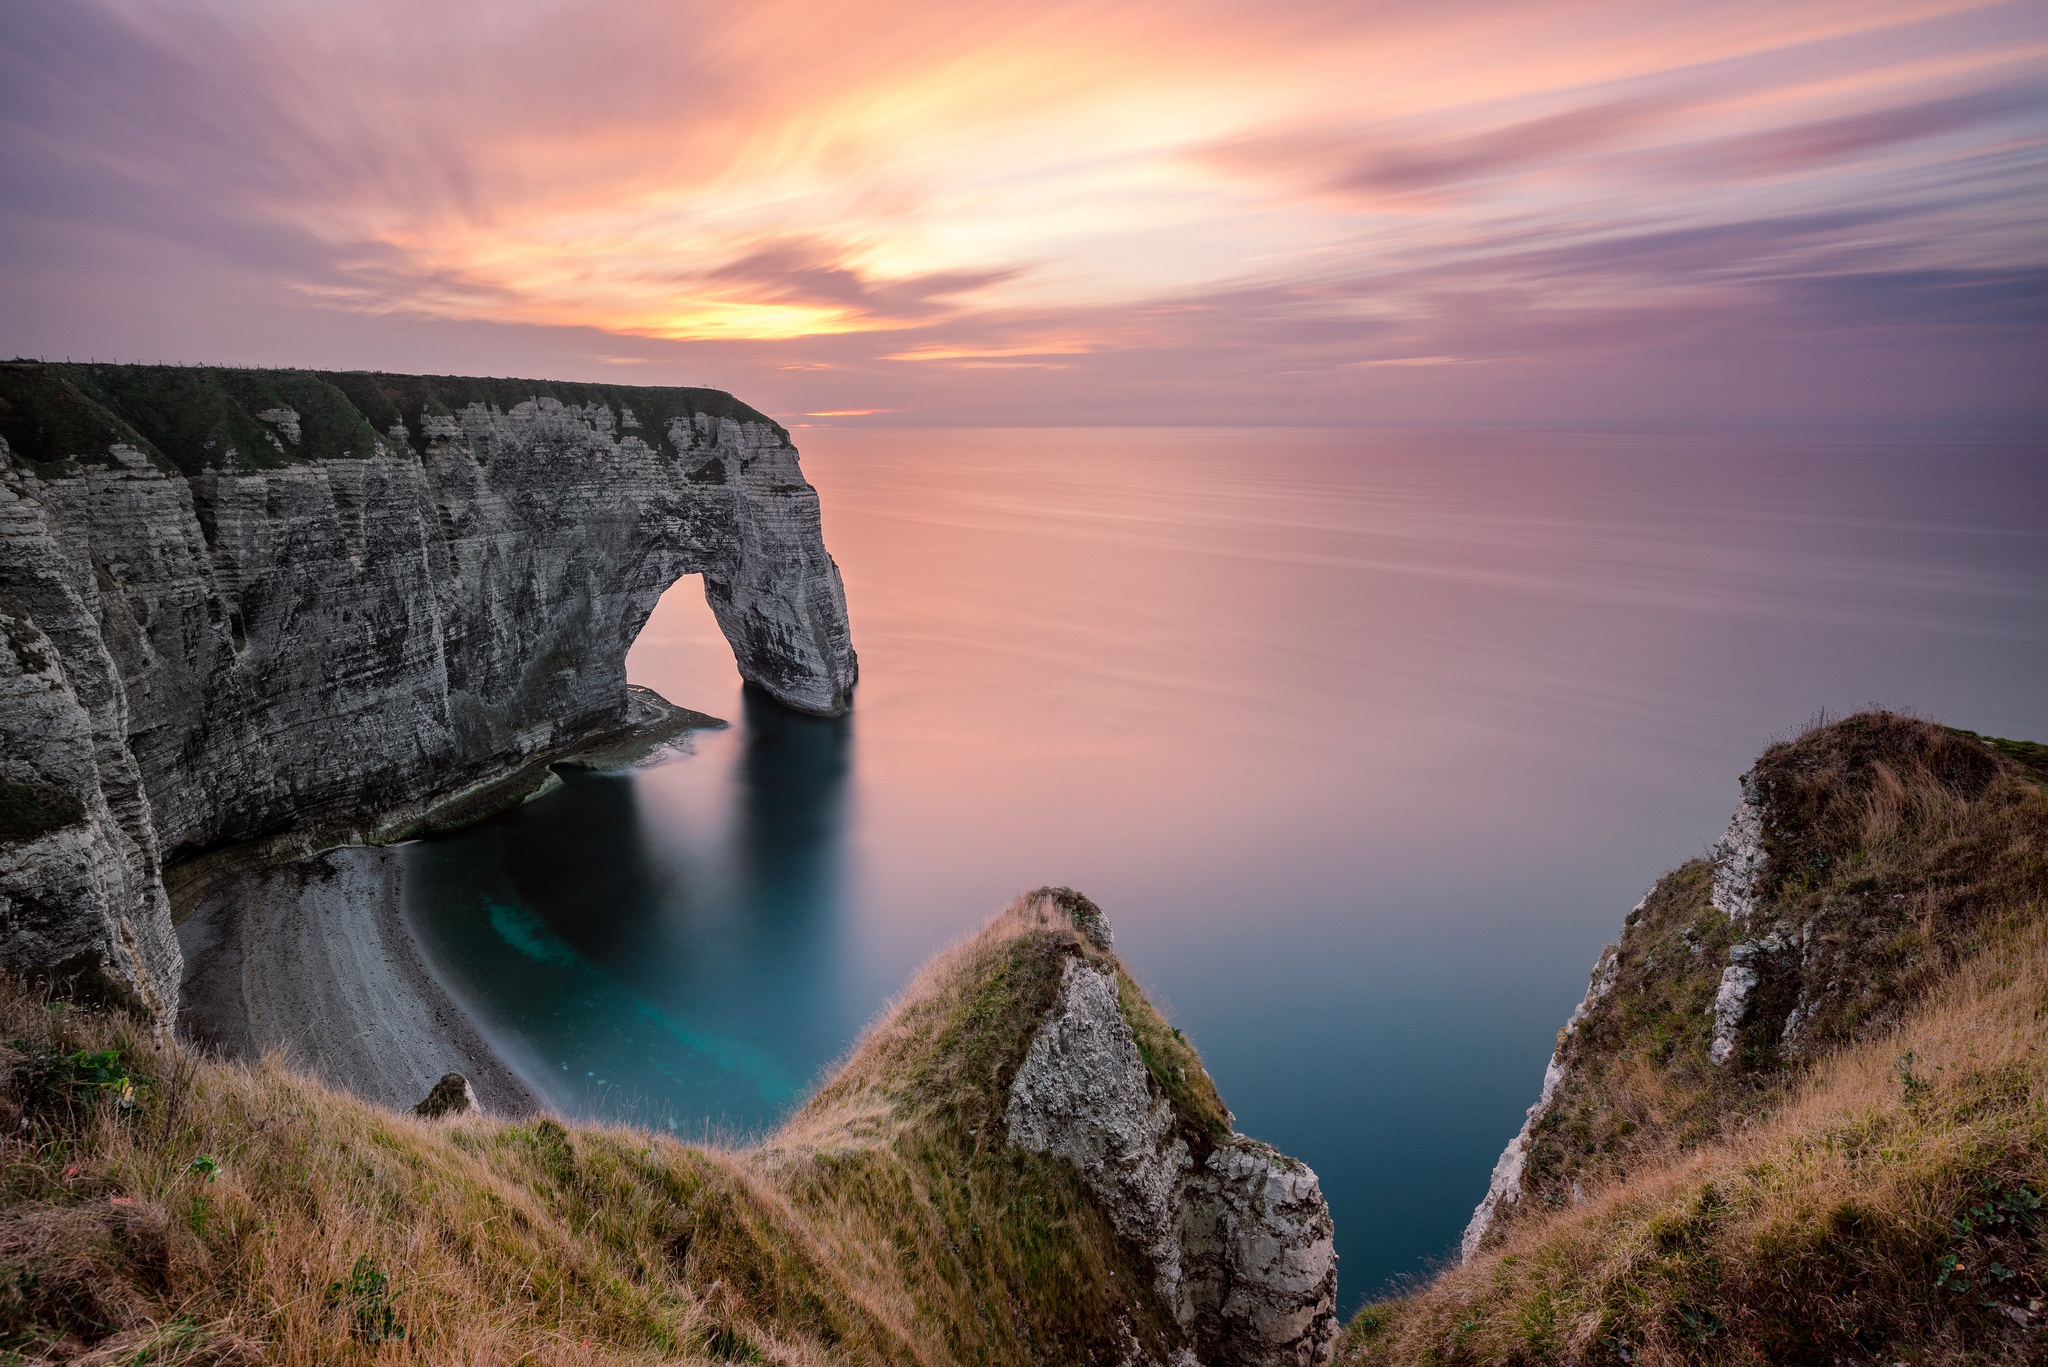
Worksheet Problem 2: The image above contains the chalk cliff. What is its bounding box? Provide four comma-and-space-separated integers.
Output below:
1007, 954, 1339, 1366
1457, 713, 2046, 1262
0, 362, 856, 1017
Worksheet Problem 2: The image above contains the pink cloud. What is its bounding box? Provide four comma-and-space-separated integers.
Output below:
0, 0, 2041, 423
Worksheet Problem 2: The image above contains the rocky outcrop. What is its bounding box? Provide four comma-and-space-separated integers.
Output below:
1708, 777, 1767, 924
413, 1073, 480, 1119
1006, 958, 1195, 1309
1704, 778, 1770, 1066
1463, 774, 1779, 1256
1006, 956, 1338, 1366
1181, 1138, 1340, 1365
1461, 782, 1774, 1255
0, 363, 856, 1019
1457, 715, 2047, 1264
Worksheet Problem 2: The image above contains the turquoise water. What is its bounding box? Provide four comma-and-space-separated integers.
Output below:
401, 427, 2048, 1307
402, 695, 852, 1132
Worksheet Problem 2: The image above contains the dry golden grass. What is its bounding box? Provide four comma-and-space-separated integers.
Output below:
1344, 713, 2048, 1365
12, 714, 2037, 1364
1342, 915, 2048, 1364
0, 890, 1205, 1364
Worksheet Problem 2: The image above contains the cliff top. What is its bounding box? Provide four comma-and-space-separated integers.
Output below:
0, 360, 786, 477
1345, 711, 2048, 1364
0, 889, 1252, 1364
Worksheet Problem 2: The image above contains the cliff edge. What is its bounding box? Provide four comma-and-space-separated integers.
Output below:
1345, 712, 2048, 1365
0, 888, 1333, 1366
0, 362, 857, 1019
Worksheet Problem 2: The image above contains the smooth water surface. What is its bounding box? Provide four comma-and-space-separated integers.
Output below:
403, 427, 2048, 1307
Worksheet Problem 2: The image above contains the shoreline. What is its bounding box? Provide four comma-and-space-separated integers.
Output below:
176, 845, 545, 1116
172, 684, 726, 1117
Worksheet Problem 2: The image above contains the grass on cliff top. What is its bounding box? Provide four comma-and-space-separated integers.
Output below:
0, 890, 1214, 1365
1502, 712, 2048, 1225
794, 887, 1229, 1156
0, 361, 782, 477
1342, 913, 2048, 1366
1345, 712, 2048, 1365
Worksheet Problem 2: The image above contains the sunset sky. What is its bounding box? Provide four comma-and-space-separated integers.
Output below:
2, 0, 2042, 425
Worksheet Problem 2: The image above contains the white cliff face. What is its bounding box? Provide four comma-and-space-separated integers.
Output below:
1006, 957, 1338, 1367
0, 485, 178, 1012
1706, 780, 1772, 1066
1707, 956, 1760, 1066
1460, 944, 1621, 1261
1710, 778, 1768, 923
1181, 1138, 1339, 1366
0, 370, 856, 1018
1005, 959, 1194, 1311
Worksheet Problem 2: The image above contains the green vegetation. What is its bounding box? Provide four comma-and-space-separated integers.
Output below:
5, 708, 2036, 1362
0, 363, 162, 473
1117, 971, 1232, 1151
0, 361, 783, 477
326, 1255, 404, 1346
0, 892, 1190, 1363
1342, 713, 2048, 1364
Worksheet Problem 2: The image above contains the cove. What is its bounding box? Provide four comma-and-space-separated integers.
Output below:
402, 425, 2048, 1310
401, 691, 853, 1134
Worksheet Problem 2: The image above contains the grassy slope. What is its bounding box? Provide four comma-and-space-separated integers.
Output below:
1343, 714, 2048, 1365
0, 892, 1224, 1365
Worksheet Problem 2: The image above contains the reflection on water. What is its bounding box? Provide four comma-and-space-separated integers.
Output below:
404, 427, 2048, 1307
401, 690, 850, 1131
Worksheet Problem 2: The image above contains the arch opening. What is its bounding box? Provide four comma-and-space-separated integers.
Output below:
626, 573, 745, 715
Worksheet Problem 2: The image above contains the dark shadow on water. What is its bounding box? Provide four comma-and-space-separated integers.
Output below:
735, 683, 855, 934
497, 770, 661, 963
401, 685, 855, 1134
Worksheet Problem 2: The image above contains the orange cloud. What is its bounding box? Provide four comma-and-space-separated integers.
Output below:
3, 0, 2042, 425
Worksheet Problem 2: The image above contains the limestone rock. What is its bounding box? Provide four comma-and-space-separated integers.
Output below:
1709, 777, 1768, 923
1701, 778, 1773, 1065
1182, 1138, 1339, 1366
413, 1073, 480, 1119
0, 366, 856, 1021
1041, 885, 1114, 952
0, 588, 178, 1017
1006, 958, 1192, 1308
1006, 954, 1337, 1366
1707, 952, 1761, 1067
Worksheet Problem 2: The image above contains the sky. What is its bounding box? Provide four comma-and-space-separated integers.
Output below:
2, 0, 2043, 426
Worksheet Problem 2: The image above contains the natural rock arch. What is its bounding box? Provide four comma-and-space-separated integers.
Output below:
0, 363, 857, 1017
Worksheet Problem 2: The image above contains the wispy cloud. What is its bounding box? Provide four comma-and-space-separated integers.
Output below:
1204, 93, 1693, 204
1679, 81, 2046, 178
1, 0, 2041, 422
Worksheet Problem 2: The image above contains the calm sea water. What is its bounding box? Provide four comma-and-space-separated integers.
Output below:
402, 427, 2048, 1308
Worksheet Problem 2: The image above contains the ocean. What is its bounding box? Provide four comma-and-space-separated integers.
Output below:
402, 425, 2048, 1308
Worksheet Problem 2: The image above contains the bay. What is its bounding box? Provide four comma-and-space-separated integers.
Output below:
402, 426, 2048, 1307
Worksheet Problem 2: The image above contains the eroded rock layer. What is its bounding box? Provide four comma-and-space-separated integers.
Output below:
0, 363, 856, 1015
1007, 955, 1339, 1366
